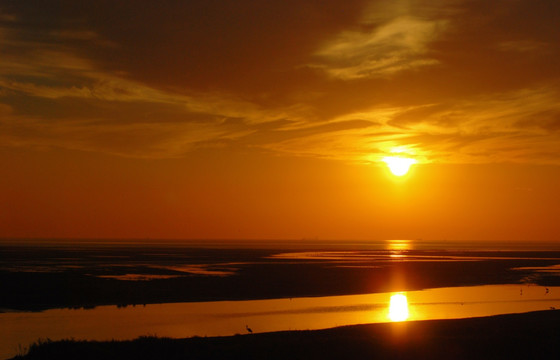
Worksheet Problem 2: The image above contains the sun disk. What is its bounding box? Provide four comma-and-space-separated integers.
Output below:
382, 156, 416, 176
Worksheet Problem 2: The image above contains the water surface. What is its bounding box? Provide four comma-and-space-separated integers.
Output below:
2, 284, 558, 359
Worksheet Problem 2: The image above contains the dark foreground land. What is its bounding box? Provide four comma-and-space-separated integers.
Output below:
12, 310, 560, 360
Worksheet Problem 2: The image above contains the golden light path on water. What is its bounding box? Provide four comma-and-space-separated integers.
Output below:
388, 293, 409, 322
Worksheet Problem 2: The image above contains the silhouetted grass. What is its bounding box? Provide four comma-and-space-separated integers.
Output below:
11, 310, 560, 360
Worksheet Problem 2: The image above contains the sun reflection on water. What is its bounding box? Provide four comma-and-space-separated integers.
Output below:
388, 293, 409, 322
385, 239, 414, 251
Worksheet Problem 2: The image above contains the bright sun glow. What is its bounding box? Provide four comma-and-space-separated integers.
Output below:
382, 156, 416, 176
388, 293, 409, 322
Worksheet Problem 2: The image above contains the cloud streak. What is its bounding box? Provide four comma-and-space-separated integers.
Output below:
1, 0, 560, 164
311, 16, 444, 79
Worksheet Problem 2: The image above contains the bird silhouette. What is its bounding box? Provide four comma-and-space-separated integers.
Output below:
246, 325, 253, 333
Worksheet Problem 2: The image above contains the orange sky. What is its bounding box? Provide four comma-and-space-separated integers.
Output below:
1, 1, 559, 241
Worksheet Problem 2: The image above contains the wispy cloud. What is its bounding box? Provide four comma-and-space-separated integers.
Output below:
254, 85, 560, 165
496, 40, 550, 53
311, 16, 444, 79
308, 0, 456, 80
0, 36, 282, 122
1, 0, 560, 165
0, 20, 308, 158
0, 111, 255, 158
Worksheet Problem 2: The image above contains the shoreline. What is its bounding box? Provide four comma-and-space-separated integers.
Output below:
11, 310, 560, 360
2, 245, 560, 312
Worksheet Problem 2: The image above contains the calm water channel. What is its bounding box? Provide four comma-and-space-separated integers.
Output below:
2, 284, 559, 359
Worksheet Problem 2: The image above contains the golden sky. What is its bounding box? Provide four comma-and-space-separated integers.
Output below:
1, 0, 559, 241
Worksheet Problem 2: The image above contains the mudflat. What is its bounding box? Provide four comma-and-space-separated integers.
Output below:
2, 243, 560, 311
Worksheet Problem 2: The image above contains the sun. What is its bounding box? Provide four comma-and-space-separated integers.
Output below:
382, 156, 416, 176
